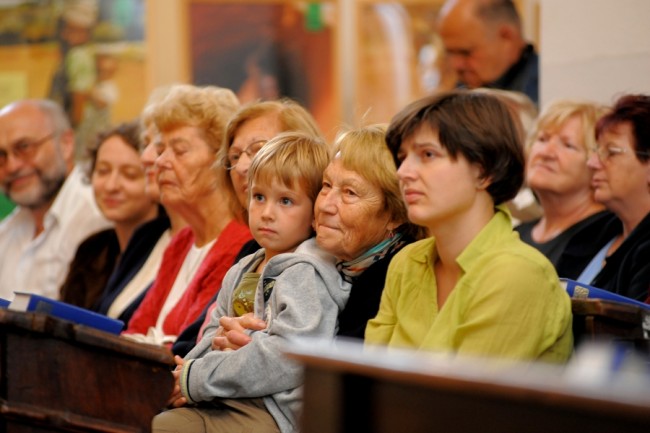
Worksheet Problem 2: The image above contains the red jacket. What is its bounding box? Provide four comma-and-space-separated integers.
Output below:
124, 220, 252, 338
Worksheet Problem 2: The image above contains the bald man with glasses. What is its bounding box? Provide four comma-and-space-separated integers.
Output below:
0, 99, 109, 301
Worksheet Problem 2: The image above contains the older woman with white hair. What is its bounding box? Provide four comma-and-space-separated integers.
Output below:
123, 85, 251, 345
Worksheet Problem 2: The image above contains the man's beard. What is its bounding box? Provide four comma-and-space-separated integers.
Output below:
4, 160, 67, 210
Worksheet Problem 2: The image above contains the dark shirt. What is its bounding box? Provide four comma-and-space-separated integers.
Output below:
516, 210, 612, 274
337, 236, 414, 340
457, 44, 539, 105
59, 229, 121, 309
93, 208, 171, 325
488, 44, 539, 106
589, 211, 650, 302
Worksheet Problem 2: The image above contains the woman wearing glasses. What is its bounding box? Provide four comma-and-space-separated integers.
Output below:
515, 100, 612, 279
218, 99, 322, 220
171, 99, 323, 356
576, 94, 650, 302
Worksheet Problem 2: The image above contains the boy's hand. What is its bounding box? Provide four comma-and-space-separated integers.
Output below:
167, 355, 187, 408
211, 314, 266, 351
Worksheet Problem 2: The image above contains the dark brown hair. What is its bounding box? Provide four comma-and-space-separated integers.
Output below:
385, 90, 524, 205
86, 119, 142, 180
596, 94, 650, 162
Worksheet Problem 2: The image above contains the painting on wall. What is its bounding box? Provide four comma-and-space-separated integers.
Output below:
0, 0, 146, 154
0, 0, 144, 46
187, 1, 337, 137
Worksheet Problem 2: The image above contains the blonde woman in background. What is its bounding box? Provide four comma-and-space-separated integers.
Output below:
515, 100, 611, 279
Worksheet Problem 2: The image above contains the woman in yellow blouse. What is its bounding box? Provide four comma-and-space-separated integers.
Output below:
365, 90, 573, 362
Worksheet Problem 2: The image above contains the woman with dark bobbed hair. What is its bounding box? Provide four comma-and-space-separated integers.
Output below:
366, 91, 573, 362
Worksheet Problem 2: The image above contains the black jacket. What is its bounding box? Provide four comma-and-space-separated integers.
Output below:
557, 211, 650, 301
93, 208, 170, 324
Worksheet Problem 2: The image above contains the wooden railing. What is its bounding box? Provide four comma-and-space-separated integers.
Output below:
0, 309, 174, 433
287, 305, 650, 433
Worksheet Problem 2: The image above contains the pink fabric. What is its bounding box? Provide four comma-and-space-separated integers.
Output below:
197, 300, 219, 341
124, 220, 252, 338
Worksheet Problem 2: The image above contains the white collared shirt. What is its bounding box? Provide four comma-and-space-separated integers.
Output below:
0, 165, 111, 301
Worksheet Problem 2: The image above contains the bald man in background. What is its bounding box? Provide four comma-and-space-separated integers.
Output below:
438, 0, 539, 105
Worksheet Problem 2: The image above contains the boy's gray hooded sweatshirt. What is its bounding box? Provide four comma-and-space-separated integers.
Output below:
180, 238, 351, 433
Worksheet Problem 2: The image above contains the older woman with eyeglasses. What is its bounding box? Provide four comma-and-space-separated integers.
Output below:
218, 99, 322, 220
171, 98, 323, 356
575, 94, 650, 302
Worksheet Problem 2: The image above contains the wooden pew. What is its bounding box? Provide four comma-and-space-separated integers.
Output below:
571, 298, 650, 353
286, 339, 650, 433
0, 309, 174, 433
